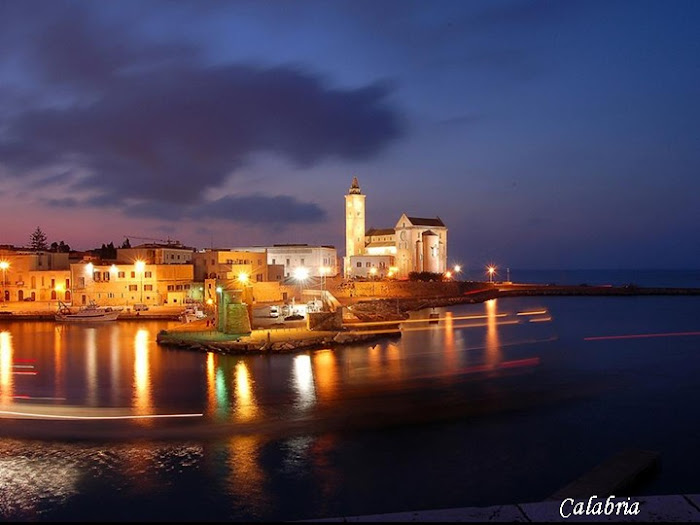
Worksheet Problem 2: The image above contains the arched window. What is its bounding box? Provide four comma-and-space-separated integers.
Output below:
65, 290, 71, 301
51, 290, 57, 300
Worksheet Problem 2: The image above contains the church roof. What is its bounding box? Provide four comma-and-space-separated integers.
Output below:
366, 227, 395, 237
406, 216, 445, 227
366, 241, 395, 248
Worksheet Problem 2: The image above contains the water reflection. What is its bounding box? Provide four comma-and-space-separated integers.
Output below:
227, 435, 268, 516
133, 329, 152, 417
292, 354, 316, 410
312, 350, 337, 403
110, 325, 120, 403
485, 299, 502, 368
0, 331, 13, 406
85, 328, 98, 406
53, 326, 64, 401
234, 361, 258, 422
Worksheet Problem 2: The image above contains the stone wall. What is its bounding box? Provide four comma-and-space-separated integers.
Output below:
251, 281, 282, 302
307, 309, 344, 331
222, 303, 252, 335
332, 280, 463, 299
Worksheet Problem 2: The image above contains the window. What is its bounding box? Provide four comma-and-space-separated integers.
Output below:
357, 262, 362, 268
366, 262, 371, 268
176, 285, 183, 290
272, 259, 276, 265
167, 285, 174, 291
144, 285, 153, 291
171, 254, 175, 259
118, 271, 125, 278
79, 277, 85, 287
130, 271, 136, 278
93, 271, 100, 281
128, 285, 137, 291
301, 258, 305, 265
51, 278, 55, 288
108, 293, 114, 298
256, 273, 263, 282
103, 272, 110, 281
144, 271, 152, 278
286, 259, 290, 266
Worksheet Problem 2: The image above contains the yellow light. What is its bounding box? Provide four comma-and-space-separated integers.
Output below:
134, 260, 146, 272
319, 266, 328, 275
216, 286, 223, 293
387, 271, 394, 277
206, 298, 214, 305
110, 264, 118, 274
488, 266, 496, 274
293, 267, 309, 281
238, 272, 249, 284
55, 284, 65, 293
454, 265, 461, 273
445, 271, 452, 278
85, 262, 94, 275
0, 261, 9, 271
389, 266, 398, 273
369, 267, 377, 275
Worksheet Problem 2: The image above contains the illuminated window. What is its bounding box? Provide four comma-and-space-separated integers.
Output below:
144, 285, 153, 291
118, 271, 125, 278
128, 285, 137, 291
144, 271, 152, 278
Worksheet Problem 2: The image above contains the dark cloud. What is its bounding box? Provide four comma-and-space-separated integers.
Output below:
47, 193, 326, 225
0, 2, 402, 224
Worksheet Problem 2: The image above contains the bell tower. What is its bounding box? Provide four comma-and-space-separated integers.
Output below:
344, 176, 366, 277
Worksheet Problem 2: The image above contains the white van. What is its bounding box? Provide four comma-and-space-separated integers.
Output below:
269, 306, 279, 318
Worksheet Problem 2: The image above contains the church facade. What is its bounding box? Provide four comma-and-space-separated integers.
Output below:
343, 177, 448, 279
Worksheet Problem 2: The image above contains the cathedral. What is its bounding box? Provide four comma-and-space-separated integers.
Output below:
344, 177, 448, 279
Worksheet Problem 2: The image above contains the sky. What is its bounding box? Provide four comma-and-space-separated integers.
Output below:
0, 0, 699, 271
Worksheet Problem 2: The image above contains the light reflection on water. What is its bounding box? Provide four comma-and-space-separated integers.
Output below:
2, 296, 698, 520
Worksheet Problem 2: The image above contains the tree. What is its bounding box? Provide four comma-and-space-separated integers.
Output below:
121, 238, 131, 249
29, 227, 48, 251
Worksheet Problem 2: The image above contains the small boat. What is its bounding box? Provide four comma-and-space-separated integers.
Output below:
179, 305, 207, 323
55, 301, 122, 322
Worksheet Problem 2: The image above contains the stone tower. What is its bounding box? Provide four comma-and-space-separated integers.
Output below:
344, 176, 366, 277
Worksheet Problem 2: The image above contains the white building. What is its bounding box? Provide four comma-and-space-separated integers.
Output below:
343, 177, 448, 279
231, 244, 338, 279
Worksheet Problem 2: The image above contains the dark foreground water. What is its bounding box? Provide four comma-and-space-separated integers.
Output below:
1, 292, 699, 521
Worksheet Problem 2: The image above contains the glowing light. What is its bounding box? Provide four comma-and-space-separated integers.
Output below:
369, 267, 377, 275
216, 286, 223, 293
85, 262, 94, 275
237, 272, 249, 284
584, 331, 700, 341
0, 331, 13, 405
206, 298, 214, 305
54, 283, 65, 293
487, 265, 496, 283
516, 310, 547, 316
134, 260, 146, 272
293, 267, 309, 281
319, 266, 328, 275
292, 354, 316, 410
133, 329, 151, 417
110, 264, 118, 273
454, 265, 461, 273
0, 261, 8, 270
234, 361, 258, 421
445, 271, 452, 279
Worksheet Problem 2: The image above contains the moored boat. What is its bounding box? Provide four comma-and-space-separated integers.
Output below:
55, 301, 122, 322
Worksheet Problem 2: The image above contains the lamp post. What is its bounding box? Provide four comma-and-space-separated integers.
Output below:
487, 265, 496, 284
0, 261, 8, 304
135, 260, 145, 304
216, 286, 223, 331
293, 267, 309, 308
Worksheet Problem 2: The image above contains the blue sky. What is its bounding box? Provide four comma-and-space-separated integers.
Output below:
0, 0, 698, 270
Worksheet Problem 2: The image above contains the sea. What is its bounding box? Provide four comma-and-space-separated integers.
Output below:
0, 269, 698, 521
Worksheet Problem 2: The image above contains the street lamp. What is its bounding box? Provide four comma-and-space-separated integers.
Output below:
293, 267, 309, 304
135, 260, 146, 303
487, 265, 496, 283
0, 261, 8, 303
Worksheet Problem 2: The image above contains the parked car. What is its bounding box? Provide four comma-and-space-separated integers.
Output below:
133, 303, 149, 312
284, 314, 304, 322
269, 306, 279, 318
23, 296, 35, 301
